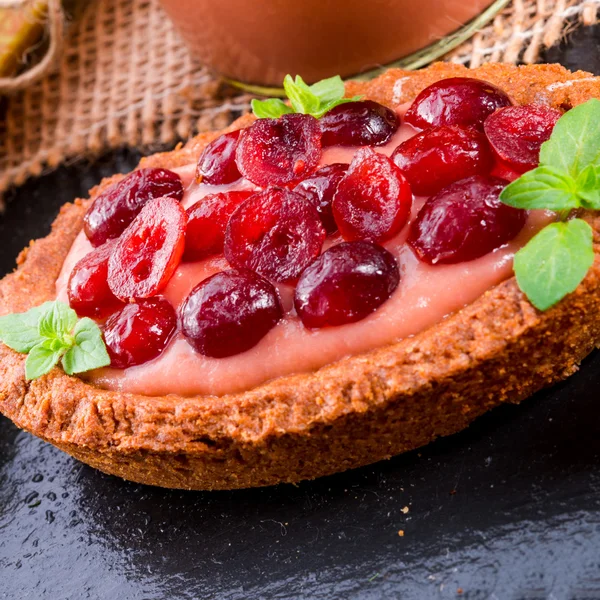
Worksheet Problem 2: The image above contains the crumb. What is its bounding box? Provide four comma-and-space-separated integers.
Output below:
457, 588, 463, 595
401, 506, 409, 514
449, 489, 457, 495
398, 530, 404, 537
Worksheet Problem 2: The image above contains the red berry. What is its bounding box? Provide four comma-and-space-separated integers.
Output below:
224, 188, 325, 283
408, 175, 527, 265
404, 77, 512, 131
108, 196, 187, 300
235, 113, 322, 187
180, 269, 282, 358
196, 130, 242, 185
104, 297, 177, 369
67, 240, 124, 319
84, 168, 184, 247
320, 100, 400, 147
184, 190, 254, 262
484, 104, 562, 173
293, 163, 348, 234
332, 148, 412, 243
392, 125, 494, 196
295, 241, 399, 328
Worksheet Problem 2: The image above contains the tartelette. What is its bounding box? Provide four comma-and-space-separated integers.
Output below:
1, 63, 599, 490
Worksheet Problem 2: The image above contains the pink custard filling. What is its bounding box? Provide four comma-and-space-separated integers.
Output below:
56, 117, 553, 397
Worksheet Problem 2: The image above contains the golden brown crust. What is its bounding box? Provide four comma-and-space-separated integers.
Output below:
2, 63, 600, 490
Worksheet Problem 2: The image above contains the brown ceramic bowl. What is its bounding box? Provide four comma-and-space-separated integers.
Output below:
159, 0, 501, 86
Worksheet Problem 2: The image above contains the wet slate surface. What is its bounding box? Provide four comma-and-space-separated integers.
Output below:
2, 29, 600, 600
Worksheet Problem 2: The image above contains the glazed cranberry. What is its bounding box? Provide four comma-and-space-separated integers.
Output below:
293, 163, 348, 233
184, 190, 254, 261
67, 240, 124, 319
196, 130, 242, 185
484, 105, 562, 173
108, 196, 187, 300
180, 269, 282, 358
332, 148, 412, 243
491, 163, 521, 183
84, 168, 184, 247
408, 175, 527, 264
320, 100, 400, 147
104, 297, 177, 369
235, 113, 322, 187
295, 241, 399, 328
391, 125, 494, 196
224, 188, 325, 283
404, 77, 512, 132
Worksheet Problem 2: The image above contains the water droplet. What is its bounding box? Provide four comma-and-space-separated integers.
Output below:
24, 491, 39, 504
32, 474, 43, 483
45, 510, 55, 524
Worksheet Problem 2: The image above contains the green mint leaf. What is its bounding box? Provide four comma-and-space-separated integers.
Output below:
61, 318, 110, 375
251, 98, 293, 119
25, 341, 62, 381
283, 74, 320, 115
575, 164, 600, 210
0, 300, 111, 380
539, 98, 600, 177
499, 166, 580, 210
0, 303, 51, 353
251, 74, 361, 120
514, 219, 594, 311
38, 301, 78, 345
311, 96, 362, 119
308, 75, 346, 104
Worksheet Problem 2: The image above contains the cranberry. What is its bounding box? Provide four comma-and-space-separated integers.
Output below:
184, 191, 254, 262
235, 113, 322, 187
404, 77, 512, 132
320, 100, 400, 147
295, 241, 399, 328
196, 130, 242, 185
484, 105, 561, 173
293, 163, 348, 234
104, 297, 177, 369
332, 148, 412, 243
392, 125, 494, 196
108, 196, 187, 300
180, 269, 282, 358
84, 168, 184, 247
224, 188, 325, 283
67, 240, 124, 319
408, 175, 527, 264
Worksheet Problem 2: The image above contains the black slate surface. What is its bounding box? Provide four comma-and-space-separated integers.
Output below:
2, 28, 600, 599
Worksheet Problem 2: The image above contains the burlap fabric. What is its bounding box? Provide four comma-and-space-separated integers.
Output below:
0, 0, 599, 205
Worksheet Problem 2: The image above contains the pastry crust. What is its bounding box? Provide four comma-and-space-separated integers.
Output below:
1, 63, 600, 490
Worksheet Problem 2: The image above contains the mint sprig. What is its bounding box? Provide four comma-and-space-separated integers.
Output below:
500, 99, 600, 311
251, 75, 362, 120
0, 301, 110, 380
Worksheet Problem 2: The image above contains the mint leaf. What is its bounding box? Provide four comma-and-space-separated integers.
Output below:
499, 166, 580, 210
251, 74, 362, 120
62, 318, 110, 375
38, 301, 77, 345
0, 300, 112, 381
0, 303, 50, 353
283, 75, 320, 115
311, 96, 362, 119
251, 98, 293, 119
539, 98, 600, 177
514, 219, 594, 311
308, 75, 346, 104
576, 164, 600, 210
25, 341, 62, 381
